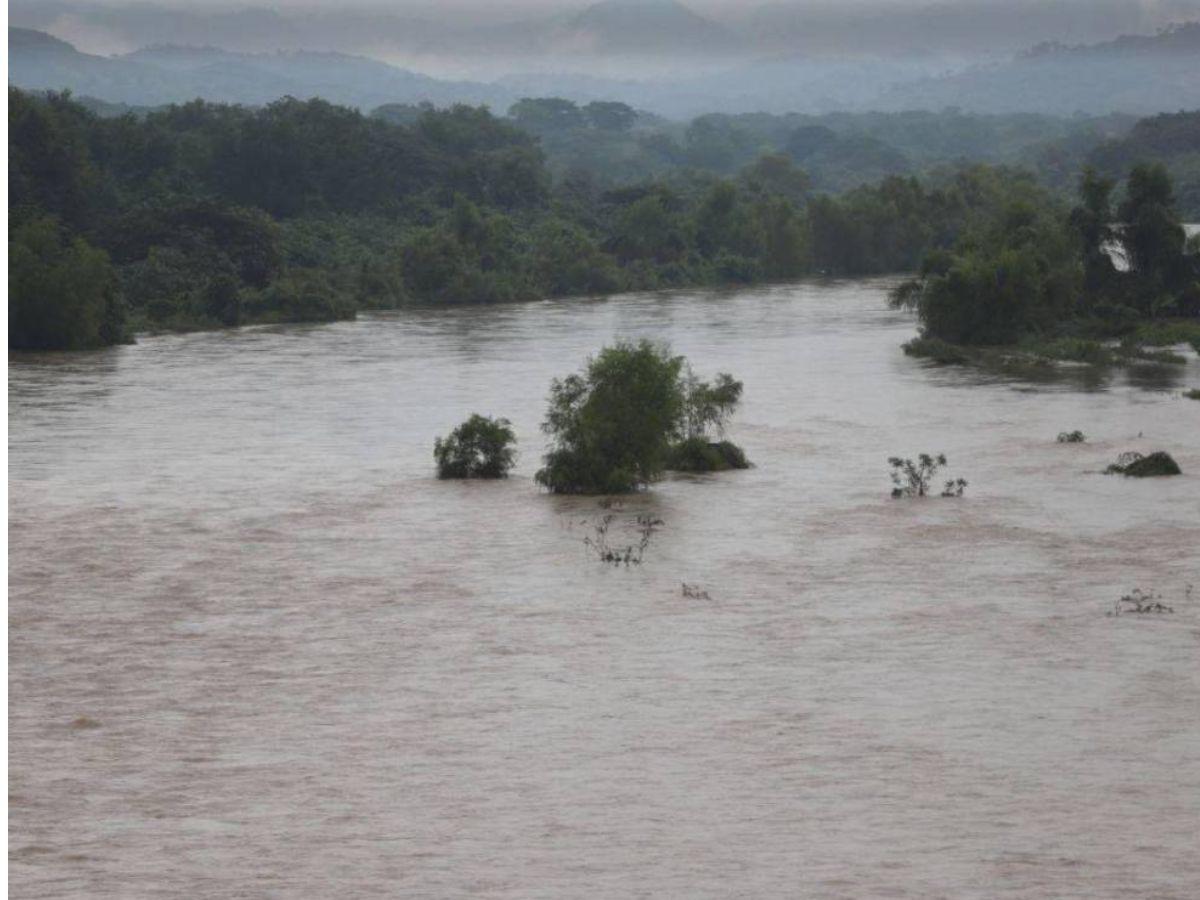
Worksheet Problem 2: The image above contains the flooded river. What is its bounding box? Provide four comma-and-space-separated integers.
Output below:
9, 279, 1200, 898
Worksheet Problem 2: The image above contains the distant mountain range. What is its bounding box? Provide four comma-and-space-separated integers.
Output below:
8, 27, 513, 110
561, 0, 739, 56
881, 23, 1200, 114
15, 0, 1200, 62
8, 0, 747, 67
9, 15, 1200, 118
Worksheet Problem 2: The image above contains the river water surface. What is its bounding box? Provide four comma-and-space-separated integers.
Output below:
9, 279, 1200, 898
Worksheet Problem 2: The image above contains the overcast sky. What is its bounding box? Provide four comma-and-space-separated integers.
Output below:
15, 0, 1200, 76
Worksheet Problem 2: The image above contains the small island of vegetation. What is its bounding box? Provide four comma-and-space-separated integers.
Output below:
434, 415, 517, 480
536, 340, 748, 495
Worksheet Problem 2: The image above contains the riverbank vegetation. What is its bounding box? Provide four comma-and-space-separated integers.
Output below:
16, 88, 1177, 351
11, 89, 1199, 354
892, 163, 1200, 366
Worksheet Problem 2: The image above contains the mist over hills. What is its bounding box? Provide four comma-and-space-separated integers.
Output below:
8, 27, 512, 110
8, 0, 1200, 117
882, 22, 1200, 114
13, 0, 1200, 68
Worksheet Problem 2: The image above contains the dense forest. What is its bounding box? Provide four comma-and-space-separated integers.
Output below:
893, 162, 1200, 357
5, 88, 1061, 349
8, 87, 1200, 352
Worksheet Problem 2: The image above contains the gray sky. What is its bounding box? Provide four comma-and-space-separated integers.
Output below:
15, 0, 1200, 75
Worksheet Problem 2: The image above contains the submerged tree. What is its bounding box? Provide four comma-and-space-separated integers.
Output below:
536, 341, 751, 492
889, 453, 968, 498
536, 341, 685, 494
668, 369, 750, 473
434, 415, 517, 479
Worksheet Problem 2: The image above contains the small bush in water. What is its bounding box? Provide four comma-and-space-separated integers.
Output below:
583, 513, 663, 566
1186, 389, 1200, 401
1107, 587, 1180, 616
666, 438, 750, 473
434, 414, 517, 479
667, 368, 749, 472
536, 341, 749, 491
889, 453, 968, 498
1104, 450, 1181, 477
1057, 430, 1086, 443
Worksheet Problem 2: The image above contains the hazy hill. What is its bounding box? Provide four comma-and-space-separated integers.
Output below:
881, 23, 1200, 114
558, 0, 739, 57
1087, 111, 1200, 215
8, 28, 513, 110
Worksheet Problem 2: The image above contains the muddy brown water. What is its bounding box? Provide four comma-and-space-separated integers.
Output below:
9, 279, 1200, 898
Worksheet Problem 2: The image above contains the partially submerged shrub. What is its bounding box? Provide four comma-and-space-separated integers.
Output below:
537, 341, 685, 494
1104, 451, 1182, 477
666, 437, 750, 473
1118, 345, 1188, 365
583, 513, 663, 566
1031, 338, 1115, 366
1108, 587, 1176, 617
681, 583, 711, 600
1057, 430, 1086, 443
941, 477, 968, 497
537, 341, 748, 492
902, 336, 969, 365
889, 453, 968, 498
1186, 389, 1200, 401
1132, 320, 1200, 354
667, 368, 749, 472
434, 414, 517, 479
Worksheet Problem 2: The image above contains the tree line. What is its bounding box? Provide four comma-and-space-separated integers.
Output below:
9, 88, 1190, 351
892, 162, 1200, 352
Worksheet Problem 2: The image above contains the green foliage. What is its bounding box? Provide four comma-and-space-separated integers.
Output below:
1088, 112, 1200, 219
8, 89, 103, 231
901, 336, 970, 364
434, 415, 517, 480
608, 193, 688, 264
1131, 320, 1200, 353
679, 370, 743, 439
9, 216, 126, 350
242, 269, 357, 323
1029, 338, 1116, 366
665, 438, 750, 473
509, 98, 586, 135
1117, 163, 1190, 308
399, 198, 540, 304
1057, 431, 1086, 443
536, 341, 686, 494
14, 87, 1195, 354
1069, 167, 1119, 295
531, 219, 621, 296
583, 101, 637, 133
667, 369, 748, 472
895, 163, 1198, 353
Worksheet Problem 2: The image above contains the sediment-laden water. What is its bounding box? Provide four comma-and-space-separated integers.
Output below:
9, 279, 1200, 898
